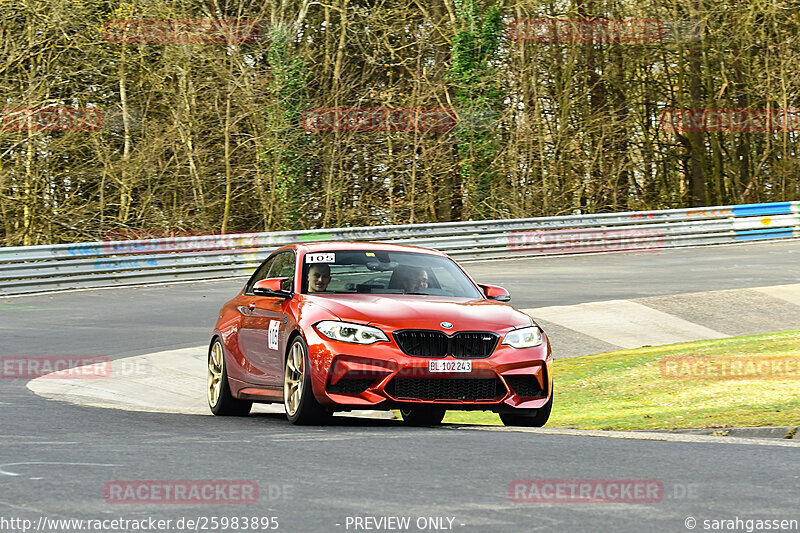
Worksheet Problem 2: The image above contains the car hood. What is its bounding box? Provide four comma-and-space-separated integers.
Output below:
305, 293, 533, 332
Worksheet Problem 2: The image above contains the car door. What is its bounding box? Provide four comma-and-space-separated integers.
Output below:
238, 251, 296, 389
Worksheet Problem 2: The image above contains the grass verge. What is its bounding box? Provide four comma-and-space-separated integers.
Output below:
441, 330, 800, 430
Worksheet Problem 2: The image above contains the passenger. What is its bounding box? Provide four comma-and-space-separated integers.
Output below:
307, 264, 331, 292
401, 266, 428, 293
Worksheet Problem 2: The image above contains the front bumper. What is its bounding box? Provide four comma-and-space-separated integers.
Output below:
305, 328, 552, 411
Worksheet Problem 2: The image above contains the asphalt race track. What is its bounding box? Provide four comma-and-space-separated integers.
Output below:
1, 241, 799, 533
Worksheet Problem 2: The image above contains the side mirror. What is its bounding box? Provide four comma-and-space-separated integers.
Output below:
480, 284, 511, 302
253, 278, 292, 299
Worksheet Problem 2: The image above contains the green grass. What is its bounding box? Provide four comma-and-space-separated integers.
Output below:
441, 330, 800, 430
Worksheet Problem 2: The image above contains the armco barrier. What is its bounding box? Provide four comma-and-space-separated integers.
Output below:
1, 202, 798, 296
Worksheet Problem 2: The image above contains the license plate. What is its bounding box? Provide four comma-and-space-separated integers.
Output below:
428, 360, 472, 373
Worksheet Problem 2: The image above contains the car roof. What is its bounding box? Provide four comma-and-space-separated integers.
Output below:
284, 241, 447, 257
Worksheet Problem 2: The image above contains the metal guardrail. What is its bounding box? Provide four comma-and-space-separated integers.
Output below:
1, 202, 798, 296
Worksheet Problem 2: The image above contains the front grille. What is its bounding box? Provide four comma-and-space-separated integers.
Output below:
327, 378, 375, 395
504, 375, 546, 398
394, 330, 449, 357
450, 332, 499, 358
394, 330, 499, 359
385, 378, 506, 401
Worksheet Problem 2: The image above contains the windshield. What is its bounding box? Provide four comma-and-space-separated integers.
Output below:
300, 250, 483, 298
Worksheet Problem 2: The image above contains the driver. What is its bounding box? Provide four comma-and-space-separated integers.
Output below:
307, 263, 331, 292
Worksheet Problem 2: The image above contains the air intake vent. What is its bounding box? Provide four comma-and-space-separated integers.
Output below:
385, 378, 506, 401
326, 378, 375, 395
504, 375, 546, 398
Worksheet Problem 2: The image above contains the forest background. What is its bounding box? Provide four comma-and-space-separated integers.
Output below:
1, 0, 799, 246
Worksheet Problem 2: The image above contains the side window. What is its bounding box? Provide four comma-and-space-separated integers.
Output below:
245, 255, 277, 294
267, 251, 296, 292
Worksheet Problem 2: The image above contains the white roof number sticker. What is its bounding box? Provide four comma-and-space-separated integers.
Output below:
306, 252, 335, 264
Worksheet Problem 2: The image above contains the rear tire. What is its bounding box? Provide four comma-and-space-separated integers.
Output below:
208, 339, 252, 416
499, 393, 552, 427
284, 337, 332, 425
400, 406, 447, 426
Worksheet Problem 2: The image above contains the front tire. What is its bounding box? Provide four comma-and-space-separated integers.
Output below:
400, 406, 447, 426
208, 339, 252, 416
284, 337, 331, 425
499, 393, 552, 427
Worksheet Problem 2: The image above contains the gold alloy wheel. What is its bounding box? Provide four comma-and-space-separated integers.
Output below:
207, 341, 223, 407
284, 341, 305, 416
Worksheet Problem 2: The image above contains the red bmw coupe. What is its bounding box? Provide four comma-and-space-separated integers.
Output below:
208, 242, 552, 426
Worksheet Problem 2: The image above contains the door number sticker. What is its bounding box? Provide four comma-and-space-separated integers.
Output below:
268, 320, 280, 350
306, 252, 335, 264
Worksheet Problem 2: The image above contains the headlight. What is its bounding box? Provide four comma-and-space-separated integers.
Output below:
315, 320, 389, 345
502, 326, 543, 348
